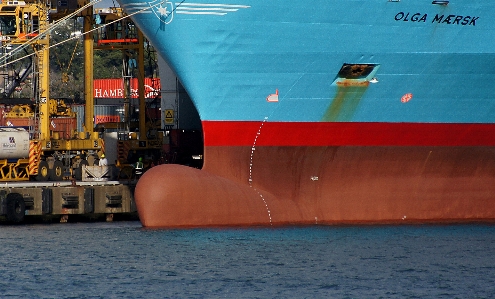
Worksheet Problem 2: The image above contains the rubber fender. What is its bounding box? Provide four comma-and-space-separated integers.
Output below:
6, 193, 25, 223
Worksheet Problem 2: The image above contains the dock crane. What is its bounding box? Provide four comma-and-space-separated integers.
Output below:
93, 7, 163, 176
0, 0, 104, 181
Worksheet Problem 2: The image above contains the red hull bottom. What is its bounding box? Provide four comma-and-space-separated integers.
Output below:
135, 146, 495, 228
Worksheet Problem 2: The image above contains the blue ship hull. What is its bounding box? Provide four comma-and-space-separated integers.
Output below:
120, 0, 495, 123
117, 0, 495, 227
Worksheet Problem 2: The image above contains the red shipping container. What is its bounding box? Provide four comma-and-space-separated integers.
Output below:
94, 115, 121, 124
50, 117, 77, 139
4, 117, 77, 140
4, 117, 33, 128
94, 78, 161, 99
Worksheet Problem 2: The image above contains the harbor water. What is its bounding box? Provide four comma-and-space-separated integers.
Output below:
1, 222, 494, 298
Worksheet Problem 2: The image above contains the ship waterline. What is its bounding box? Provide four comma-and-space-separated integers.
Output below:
136, 144, 495, 227
135, 121, 495, 227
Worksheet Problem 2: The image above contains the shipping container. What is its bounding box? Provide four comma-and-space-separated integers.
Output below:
94, 115, 121, 124
3, 117, 33, 128
94, 78, 160, 99
70, 104, 124, 132
70, 104, 85, 132
94, 105, 124, 119
50, 117, 77, 139
3, 117, 77, 139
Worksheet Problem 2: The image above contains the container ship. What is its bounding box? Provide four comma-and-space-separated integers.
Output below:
117, 0, 495, 227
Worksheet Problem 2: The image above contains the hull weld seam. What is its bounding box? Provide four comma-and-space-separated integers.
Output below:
249, 117, 272, 224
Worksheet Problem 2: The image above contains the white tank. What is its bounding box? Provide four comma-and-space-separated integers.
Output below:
0, 127, 30, 159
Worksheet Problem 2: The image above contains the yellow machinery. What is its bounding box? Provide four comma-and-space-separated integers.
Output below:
94, 7, 163, 177
5, 99, 75, 119
0, 0, 104, 181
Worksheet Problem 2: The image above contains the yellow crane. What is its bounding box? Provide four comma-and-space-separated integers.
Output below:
0, 0, 104, 181
94, 7, 163, 178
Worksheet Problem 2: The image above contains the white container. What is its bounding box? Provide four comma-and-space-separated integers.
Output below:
0, 127, 30, 159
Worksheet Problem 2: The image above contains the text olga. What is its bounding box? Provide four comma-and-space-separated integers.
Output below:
394, 12, 479, 26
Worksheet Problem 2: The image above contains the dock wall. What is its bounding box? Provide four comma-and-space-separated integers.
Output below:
0, 181, 136, 223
